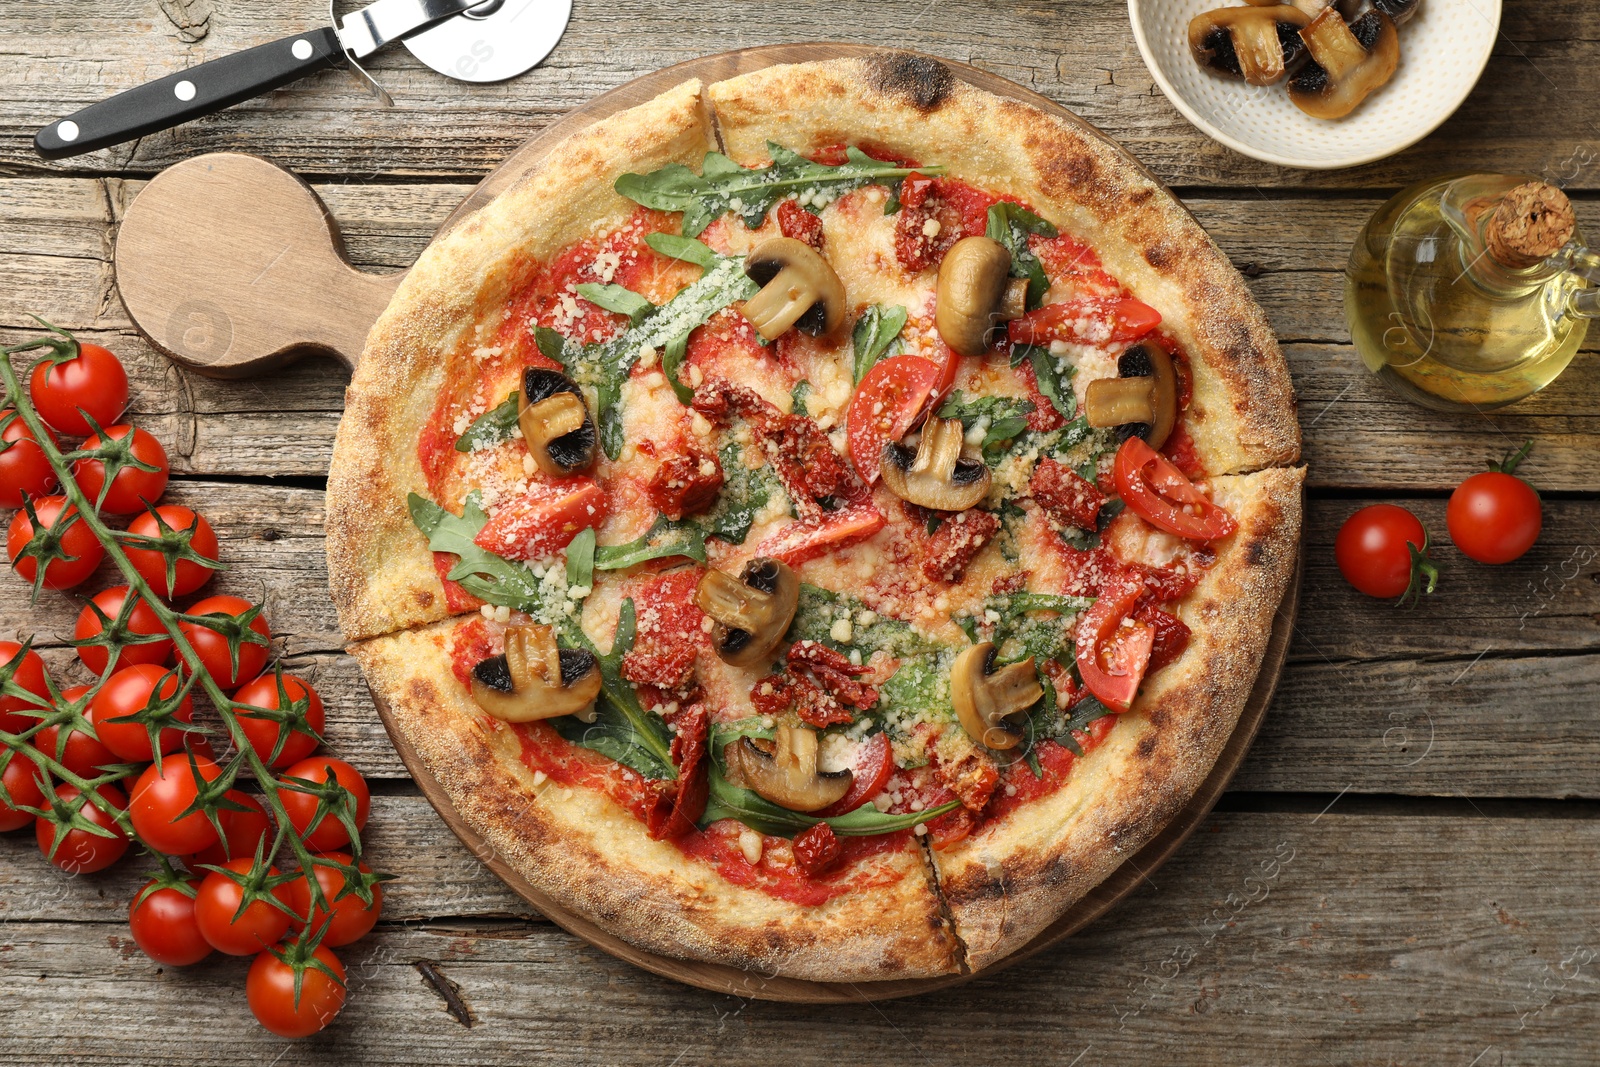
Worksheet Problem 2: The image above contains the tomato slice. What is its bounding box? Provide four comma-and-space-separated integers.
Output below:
755, 500, 886, 566
1007, 297, 1162, 347
472, 478, 608, 561
812, 732, 895, 818
1074, 577, 1155, 712
1111, 438, 1237, 542
846, 355, 941, 483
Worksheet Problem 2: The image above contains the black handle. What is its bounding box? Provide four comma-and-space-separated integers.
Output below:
35, 27, 346, 160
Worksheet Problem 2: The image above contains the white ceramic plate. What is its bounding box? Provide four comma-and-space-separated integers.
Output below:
1127, 0, 1501, 169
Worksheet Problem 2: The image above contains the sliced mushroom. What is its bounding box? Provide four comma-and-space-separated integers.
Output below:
1370, 0, 1420, 26
935, 237, 1030, 357
469, 623, 602, 723
1083, 339, 1179, 449
1189, 5, 1313, 85
740, 238, 846, 340
879, 417, 992, 512
1287, 6, 1399, 119
693, 557, 800, 668
520, 368, 597, 476
724, 723, 852, 813
952, 643, 1044, 752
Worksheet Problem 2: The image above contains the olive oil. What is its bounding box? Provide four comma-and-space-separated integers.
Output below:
1346, 174, 1599, 411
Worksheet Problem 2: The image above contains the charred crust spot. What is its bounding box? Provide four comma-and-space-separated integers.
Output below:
1144, 242, 1176, 271
1136, 732, 1159, 761
1246, 536, 1269, 566
864, 52, 955, 112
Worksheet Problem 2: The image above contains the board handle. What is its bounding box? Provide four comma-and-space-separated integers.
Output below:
114, 153, 402, 378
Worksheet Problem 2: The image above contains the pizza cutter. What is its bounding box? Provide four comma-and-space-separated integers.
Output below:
33, 0, 572, 160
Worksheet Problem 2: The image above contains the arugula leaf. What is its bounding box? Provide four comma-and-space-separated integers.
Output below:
789, 584, 943, 660
877, 652, 954, 740
594, 515, 707, 570
956, 591, 1094, 668
935, 391, 1035, 457
1015, 343, 1076, 423
618, 144, 933, 238
534, 326, 568, 362
565, 527, 596, 590
790, 379, 812, 417
644, 232, 721, 272
407, 493, 550, 613
851, 304, 909, 383
575, 282, 654, 324
454, 390, 519, 453
661, 332, 693, 404
551, 600, 676, 779
558, 249, 756, 459
986, 202, 1057, 310
699, 764, 960, 838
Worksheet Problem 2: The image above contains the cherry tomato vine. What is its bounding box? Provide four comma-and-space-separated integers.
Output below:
0, 319, 388, 1037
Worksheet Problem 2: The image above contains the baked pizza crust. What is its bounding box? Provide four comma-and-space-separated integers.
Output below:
928, 465, 1304, 970
349, 620, 964, 982
325, 52, 1307, 984
326, 78, 716, 642
707, 54, 1300, 479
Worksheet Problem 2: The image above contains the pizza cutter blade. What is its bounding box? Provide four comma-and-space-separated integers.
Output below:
403, 0, 573, 83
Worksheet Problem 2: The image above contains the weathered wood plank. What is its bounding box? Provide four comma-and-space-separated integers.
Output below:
4, 810, 1599, 1063
4, 0, 1599, 191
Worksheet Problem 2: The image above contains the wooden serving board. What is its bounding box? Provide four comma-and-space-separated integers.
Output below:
112, 42, 1302, 1002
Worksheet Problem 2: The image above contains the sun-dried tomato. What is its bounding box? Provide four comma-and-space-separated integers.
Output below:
920, 508, 1000, 583
1031, 457, 1105, 531
792, 821, 843, 877
621, 569, 706, 692
1135, 604, 1191, 672
788, 641, 878, 710
645, 704, 709, 840
776, 199, 825, 251
647, 451, 723, 521
939, 746, 1000, 812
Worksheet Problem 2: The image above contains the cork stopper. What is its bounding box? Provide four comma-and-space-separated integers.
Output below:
1486, 181, 1575, 269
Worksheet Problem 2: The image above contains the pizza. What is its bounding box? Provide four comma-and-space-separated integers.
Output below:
326, 52, 1303, 983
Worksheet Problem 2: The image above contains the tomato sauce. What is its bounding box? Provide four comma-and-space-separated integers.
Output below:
674, 820, 912, 906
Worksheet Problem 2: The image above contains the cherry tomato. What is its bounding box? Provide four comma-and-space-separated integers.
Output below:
1448, 471, 1542, 565
1074, 575, 1155, 712
1006, 297, 1162, 347
193, 857, 294, 955
74, 585, 173, 676
29, 342, 129, 436
124, 505, 220, 598
288, 852, 383, 946
1334, 503, 1438, 602
813, 732, 895, 818
846, 355, 942, 483
179, 595, 271, 690
90, 664, 194, 762
32, 686, 114, 777
471, 478, 609, 562
188, 790, 273, 869
36, 783, 129, 873
0, 640, 52, 734
1111, 438, 1237, 542
754, 500, 887, 566
0, 410, 58, 508
0, 753, 48, 832
247, 944, 347, 1038
234, 673, 325, 769
128, 880, 212, 966
74, 426, 170, 515
279, 757, 369, 852
7, 495, 104, 590
130, 754, 222, 855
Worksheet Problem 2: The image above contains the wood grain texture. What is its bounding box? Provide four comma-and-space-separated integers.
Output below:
4, 809, 1599, 1063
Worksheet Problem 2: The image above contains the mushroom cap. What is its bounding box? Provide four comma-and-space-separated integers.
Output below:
935, 236, 1016, 357
1189, 5, 1313, 85
520, 368, 597, 476
468, 623, 601, 722
880, 417, 992, 512
951, 643, 1043, 751
725, 724, 852, 813
694, 557, 800, 668
1084, 339, 1180, 450
1287, 7, 1398, 119
741, 237, 846, 339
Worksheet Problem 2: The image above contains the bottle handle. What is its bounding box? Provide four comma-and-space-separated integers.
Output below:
1556, 244, 1600, 319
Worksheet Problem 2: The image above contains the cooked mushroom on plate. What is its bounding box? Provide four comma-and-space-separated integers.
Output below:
880, 416, 992, 512
740, 237, 846, 340
470, 622, 602, 722
724, 723, 852, 812
1188, 0, 1415, 118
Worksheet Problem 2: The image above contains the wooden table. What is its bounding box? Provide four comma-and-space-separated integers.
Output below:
3, 2, 1599, 1062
